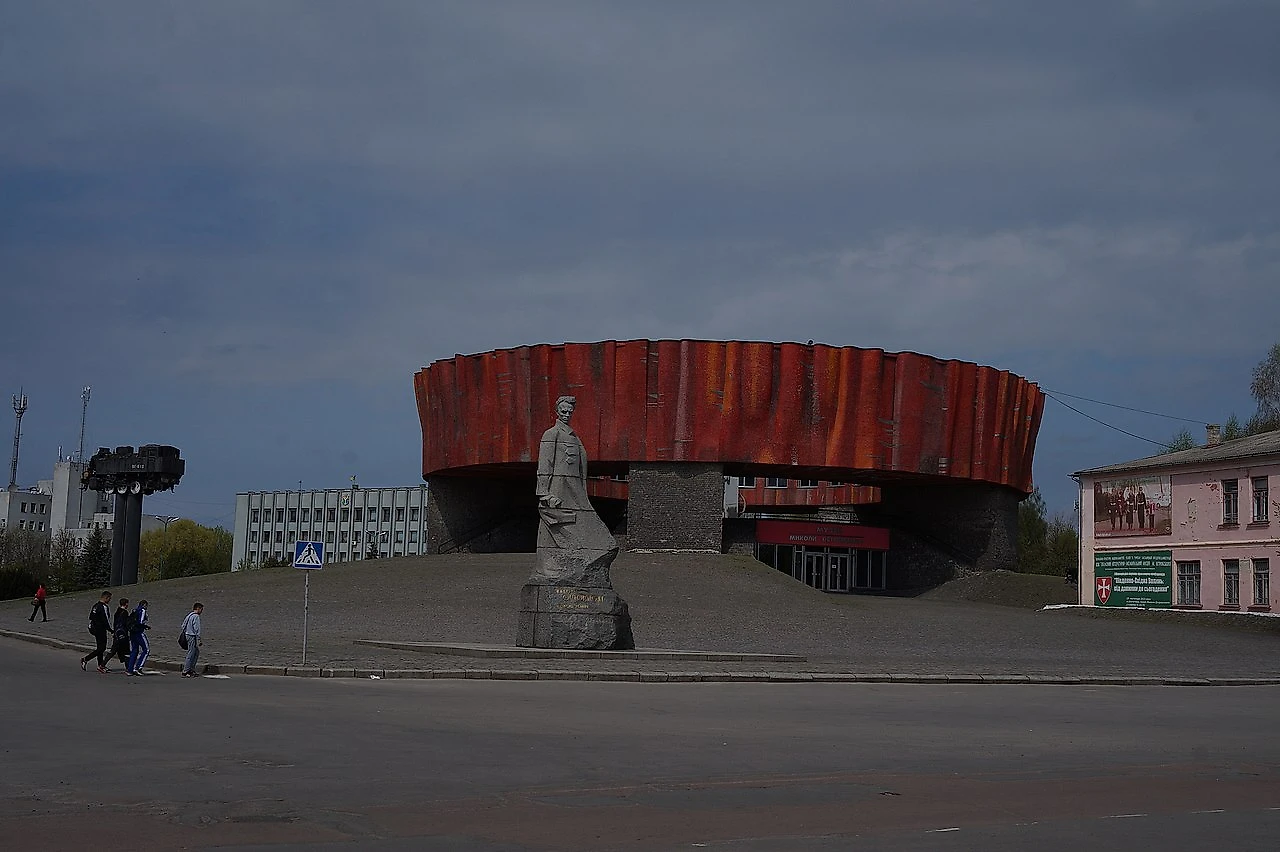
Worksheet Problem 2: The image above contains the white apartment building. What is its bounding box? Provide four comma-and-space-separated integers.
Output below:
3, 458, 165, 547
0, 487, 52, 533
232, 485, 430, 569
40, 460, 112, 535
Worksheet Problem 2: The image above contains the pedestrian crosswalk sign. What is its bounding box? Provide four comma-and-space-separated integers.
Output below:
293, 540, 325, 569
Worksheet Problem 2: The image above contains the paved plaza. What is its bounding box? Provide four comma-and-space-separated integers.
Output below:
2, 553, 1278, 680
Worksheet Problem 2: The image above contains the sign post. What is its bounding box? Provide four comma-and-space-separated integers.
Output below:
293, 540, 325, 664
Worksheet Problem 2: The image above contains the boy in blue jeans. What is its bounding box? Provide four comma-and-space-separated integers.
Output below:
127, 599, 150, 675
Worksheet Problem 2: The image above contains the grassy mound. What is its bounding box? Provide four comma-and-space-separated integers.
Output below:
922, 570, 1078, 609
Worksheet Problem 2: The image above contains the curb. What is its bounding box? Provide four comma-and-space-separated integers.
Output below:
4, 628, 1279, 686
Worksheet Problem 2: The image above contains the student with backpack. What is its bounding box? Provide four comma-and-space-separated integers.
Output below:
127, 599, 150, 676
80, 591, 113, 673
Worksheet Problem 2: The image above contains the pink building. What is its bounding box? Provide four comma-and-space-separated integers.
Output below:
1076, 428, 1279, 612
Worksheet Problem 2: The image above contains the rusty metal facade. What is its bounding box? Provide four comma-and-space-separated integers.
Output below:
415, 340, 1044, 494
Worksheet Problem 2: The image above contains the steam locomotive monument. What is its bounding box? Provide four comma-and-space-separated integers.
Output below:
82, 444, 185, 586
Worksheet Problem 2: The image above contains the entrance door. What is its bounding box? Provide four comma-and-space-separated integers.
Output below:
825, 553, 850, 593
804, 551, 826, 589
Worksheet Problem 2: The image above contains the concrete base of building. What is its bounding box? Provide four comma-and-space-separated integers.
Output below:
425, 474, 537, 554
626, 462, 725, 551
876, 482, 1020, 591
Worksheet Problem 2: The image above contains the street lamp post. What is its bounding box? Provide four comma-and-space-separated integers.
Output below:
151, 515, 180, 580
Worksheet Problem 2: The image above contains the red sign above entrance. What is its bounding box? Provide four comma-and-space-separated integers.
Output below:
755, 519, 890, 550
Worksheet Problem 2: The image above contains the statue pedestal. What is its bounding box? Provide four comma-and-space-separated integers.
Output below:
517, 583, 634, 651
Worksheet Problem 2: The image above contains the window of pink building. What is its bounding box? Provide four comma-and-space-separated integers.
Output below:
1222, 479, 1239, 525
1223, 560, 1240, 607
1252, 477, 1269, 523
1177, 561, 1201, 606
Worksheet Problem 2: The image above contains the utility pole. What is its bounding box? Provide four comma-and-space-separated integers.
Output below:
9, 389, 27, 491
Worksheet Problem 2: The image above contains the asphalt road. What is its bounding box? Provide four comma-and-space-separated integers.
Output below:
2, 639, 1277, 851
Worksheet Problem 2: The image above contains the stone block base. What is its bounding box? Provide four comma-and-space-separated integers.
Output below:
517, 583, 635, 650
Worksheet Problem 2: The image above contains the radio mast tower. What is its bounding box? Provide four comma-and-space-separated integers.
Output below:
78, 386, 90, 463
9, 389, 27, 491
77, 386, 92, 523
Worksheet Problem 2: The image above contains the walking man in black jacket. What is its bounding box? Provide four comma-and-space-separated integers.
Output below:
111, 598, 131, 666
80, 591, 113, 673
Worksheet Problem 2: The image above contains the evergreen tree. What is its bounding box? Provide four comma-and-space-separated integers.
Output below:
1162, 428, 1196, 453
78, 526, 111, 589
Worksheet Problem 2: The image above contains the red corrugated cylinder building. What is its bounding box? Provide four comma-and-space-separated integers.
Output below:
415, 340, 1043, 593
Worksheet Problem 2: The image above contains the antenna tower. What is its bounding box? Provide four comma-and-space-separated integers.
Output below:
77, 386, 92, 524
9, 389, 28, 490
78, 386, 91, 463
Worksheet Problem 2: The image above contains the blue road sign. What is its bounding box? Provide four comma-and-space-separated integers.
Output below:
293, 540, 325, 569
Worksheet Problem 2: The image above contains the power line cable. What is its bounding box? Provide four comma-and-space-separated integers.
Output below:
1041, 388, 1204, 424
1044, 393, 1167, 447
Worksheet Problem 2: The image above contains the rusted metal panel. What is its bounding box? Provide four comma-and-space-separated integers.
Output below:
416, 340, 1044, 494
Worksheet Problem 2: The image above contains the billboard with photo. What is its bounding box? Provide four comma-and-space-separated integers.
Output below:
1092, 474, 1172, 538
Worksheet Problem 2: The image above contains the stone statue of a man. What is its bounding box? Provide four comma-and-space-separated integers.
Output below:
518, 394, 633, 649
530, 395, 619, 576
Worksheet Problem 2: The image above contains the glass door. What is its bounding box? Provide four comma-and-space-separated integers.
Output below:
826, 553, 850, 593
804, 550, 826, 589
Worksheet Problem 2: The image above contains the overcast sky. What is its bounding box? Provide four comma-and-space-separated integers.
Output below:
2, 1, 1278, 528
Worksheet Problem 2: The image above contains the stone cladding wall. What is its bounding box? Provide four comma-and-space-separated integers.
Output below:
426, 475, 537, 554
877, 482, 1019, 580
721, 517, 757, 555
626, 462, 725, 551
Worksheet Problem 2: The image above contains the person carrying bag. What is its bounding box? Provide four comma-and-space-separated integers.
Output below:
179, 602, 203, 677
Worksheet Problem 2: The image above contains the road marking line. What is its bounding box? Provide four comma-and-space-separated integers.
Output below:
1192, 809, 1225, 814
929, 828, 960, 833
1103, 814, 1147, 819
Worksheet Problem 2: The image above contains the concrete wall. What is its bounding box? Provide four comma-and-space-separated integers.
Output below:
625, 462, 725, 552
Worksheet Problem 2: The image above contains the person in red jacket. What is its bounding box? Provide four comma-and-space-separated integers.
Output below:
28, 583, 47, 622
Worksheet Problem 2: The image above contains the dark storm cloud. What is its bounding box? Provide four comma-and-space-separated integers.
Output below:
1, 0, 1278, 517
